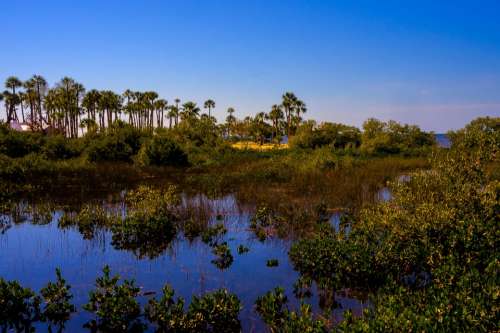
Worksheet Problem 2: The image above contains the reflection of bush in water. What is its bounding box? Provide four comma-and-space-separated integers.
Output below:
210, 242, 234, 270
58, 205, 113, 240
111, 185, 180, 259
111, 215, 177, 259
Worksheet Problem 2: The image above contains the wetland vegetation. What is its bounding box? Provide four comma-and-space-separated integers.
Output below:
0, 75, 499, 332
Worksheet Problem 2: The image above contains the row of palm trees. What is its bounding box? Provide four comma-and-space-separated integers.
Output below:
2, 75, 306, 140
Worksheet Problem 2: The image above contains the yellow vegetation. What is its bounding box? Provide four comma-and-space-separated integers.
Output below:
231, 141, 289, 150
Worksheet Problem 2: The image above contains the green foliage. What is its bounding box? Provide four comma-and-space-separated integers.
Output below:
138, 134, 188, 167
42, 135, 82, 160
286, 118, 499, 331
86, 122, 144, 162
201, 223, 227, 246
84, 265, 145, 332
58, 204, 113, 240
256, 287, 328, 333
211, 242, 234, 270
290, 121, 361, 150
40, 268, 76, 329
186, 289, 242, 333
111, 214, 176, 259
448, 116, 499, 158
0, 126, 44, 158
0, 278, 41, 332
146, 286, 242, 333
145, 284, 186, 332
360, 118, 435, 156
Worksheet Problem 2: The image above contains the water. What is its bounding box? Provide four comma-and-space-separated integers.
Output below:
435, 133, 451, 148
0, 192, 370, 332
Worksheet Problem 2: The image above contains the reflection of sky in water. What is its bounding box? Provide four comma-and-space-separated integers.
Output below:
0, 194, 369, 332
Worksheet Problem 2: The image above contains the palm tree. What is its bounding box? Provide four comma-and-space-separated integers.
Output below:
269, 104, 284, 142
181, 101, 200, 120
174, 98, 180, 125
5, 76, 22, 124
155, 99, 168, 128
123, 89, 135, 126
167, 105, 178, 129
281, 92, 297, 138
204, 99, 215, 118
82, 90, 101, 131
225, 107, 236, 136
294, 99, 306, 131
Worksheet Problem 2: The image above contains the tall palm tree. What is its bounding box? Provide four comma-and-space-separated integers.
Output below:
204, 99, 215, 118
226, 107, 236, 137
155, 99, 168, 128
174, 98, 180, 125
181, 101, 200, 120
82, 89, 101, 131
5, 76, 22, 124
269, 104, 284, 142
281, 92, 297, 138
295, 99, 306, 129
167, 105, 178, 129
123, 89, 134, 126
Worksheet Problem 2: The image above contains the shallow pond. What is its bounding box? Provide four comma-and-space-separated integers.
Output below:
0, 190, 375, 332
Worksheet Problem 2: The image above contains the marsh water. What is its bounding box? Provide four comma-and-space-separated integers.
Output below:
0, 181, 387, 332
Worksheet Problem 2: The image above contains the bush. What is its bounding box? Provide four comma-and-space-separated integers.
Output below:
40, 268, 76, 330
290, 121, 361, 150
360, 118, 435, 156
146, 286, 242, 333
0, 278, 41, 332
86, 122, 144, 162
139, 134, 189, 167
42, 135, 82, 160
83, 265, 145, 332
256, 287, 327, 332
0, 127, 45, 158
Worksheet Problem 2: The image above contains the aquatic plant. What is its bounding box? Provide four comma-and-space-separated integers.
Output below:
145, 284, 186, 332
255, 287, 327, 333
0, 278, 41, 332
201, 223, 227, 246
146, 285, 242, 333
83, 265, 145, 332
185, 289, 242, 333
266, 259, 279, 267
211, 242, 234, 270
40, 268, 76, 331
111, 214, 177, 259
58, 204, 113, 240
288, 120, 500, 331
237, 245, 249, 254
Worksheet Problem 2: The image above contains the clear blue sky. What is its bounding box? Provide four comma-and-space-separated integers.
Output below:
2, 0, 500, 132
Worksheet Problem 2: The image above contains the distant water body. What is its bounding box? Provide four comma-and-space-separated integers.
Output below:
435, 134, 451, 148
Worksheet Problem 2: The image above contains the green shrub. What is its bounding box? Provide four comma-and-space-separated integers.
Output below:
256, 287, 327, 332
40, 268, 76, 330
86, 122, 144, 162
290, 121, 361, 150
0, 127, 45, 158
146, 286, 242, 333
83, 265, 145, 332
0, 278, 41, 332
139, 134, 188, 167
42, 135, 82, 160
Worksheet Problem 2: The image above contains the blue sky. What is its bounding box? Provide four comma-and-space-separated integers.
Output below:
2, 0, 500, 132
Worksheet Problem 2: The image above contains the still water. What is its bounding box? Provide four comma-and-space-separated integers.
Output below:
0, 192, 370, 332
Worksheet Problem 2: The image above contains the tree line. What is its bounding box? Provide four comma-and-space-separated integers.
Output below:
1, 75, 307, 140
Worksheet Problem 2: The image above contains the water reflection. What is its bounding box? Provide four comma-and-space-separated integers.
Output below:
0, 190, 375, 332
